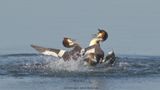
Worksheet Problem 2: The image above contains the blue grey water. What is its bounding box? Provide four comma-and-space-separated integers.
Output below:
0, 0, 160, 90
0, 54, 160, 90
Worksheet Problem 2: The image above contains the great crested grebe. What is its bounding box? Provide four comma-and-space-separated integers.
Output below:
83, 29, 109, 65
31, 29, 115, 66
31, 37, 82, 61
62, 37, 82, 60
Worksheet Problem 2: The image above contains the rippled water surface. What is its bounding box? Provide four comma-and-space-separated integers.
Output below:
0, 53, 160, 90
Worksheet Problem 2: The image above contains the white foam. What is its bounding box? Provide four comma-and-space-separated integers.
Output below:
48, 58, 88, 72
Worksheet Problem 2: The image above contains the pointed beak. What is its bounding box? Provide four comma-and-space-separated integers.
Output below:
70, 39, 76, 44
98, 38, 103, 41
91, 34, 97, 38
71, 38, 76, 41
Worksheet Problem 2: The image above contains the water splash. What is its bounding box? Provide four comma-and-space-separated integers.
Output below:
0, 53, 160, 77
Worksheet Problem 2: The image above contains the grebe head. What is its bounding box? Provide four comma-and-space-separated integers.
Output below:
63, 37, 76, 48
89, 29, 108, 46
97, 29, 108, 42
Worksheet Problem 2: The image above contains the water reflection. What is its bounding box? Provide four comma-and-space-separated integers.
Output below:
62, 77, 111, 90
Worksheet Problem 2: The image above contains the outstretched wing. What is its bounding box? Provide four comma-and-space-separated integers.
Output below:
103, 50, 116, 65
31, 44, 66, 58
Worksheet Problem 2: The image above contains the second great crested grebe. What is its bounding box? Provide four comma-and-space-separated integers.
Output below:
83, 29, 108, 65
31, 37, 82, 61
62, 37, 82, 60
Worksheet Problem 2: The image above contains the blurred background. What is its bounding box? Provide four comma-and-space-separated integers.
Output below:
0, 0, 160, 55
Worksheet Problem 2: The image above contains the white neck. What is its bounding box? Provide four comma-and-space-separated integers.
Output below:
89, 38, 101, 46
